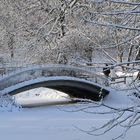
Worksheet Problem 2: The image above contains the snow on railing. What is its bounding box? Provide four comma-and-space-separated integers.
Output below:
0, 64, 104, 80
0, 64, 107, 91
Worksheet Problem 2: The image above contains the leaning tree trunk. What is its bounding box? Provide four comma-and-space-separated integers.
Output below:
135, 47, 140, 80
127, 45, 134, 66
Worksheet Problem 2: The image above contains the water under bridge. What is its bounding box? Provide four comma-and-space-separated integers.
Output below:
0, 65, 109, 101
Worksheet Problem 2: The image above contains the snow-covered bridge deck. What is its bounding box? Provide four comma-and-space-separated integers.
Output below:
0, 64, 109, 101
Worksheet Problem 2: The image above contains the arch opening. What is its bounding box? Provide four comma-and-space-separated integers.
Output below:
2, 77, 109, 101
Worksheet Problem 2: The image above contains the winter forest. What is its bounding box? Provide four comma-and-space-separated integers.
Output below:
0, 0, 139, 67
0, 0, 140, 140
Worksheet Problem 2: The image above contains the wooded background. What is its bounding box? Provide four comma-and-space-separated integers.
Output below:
0, 0, 139, 68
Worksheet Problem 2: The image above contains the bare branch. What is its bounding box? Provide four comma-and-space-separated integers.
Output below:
84, 18, 140, 31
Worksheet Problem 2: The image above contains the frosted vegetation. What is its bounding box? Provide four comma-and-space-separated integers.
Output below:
0, 94, 21, 112
0, 0, 140, 139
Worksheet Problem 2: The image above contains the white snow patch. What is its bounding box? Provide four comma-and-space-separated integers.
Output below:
14, 87, 72, 107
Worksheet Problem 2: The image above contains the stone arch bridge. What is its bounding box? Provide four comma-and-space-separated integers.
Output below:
0, 64, 109, 101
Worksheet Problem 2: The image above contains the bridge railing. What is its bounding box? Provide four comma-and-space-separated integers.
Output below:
0, 64, 107, 91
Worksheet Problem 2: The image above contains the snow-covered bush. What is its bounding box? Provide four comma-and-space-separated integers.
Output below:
0, 94, 21, 112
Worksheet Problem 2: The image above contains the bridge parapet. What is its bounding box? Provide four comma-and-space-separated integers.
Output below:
0, 64, 107, 92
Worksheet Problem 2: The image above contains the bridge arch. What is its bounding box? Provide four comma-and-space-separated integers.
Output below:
1, 76, 109, 101
0, 65, 109, 101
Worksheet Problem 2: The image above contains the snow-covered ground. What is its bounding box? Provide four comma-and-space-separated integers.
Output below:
0, 87, 140, 140
14, 88, 72, 107
1, 104, 140, 140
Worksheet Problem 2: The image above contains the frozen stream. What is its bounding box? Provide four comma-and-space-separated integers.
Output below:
0, 87, 139, 140
14, 88, 72, 107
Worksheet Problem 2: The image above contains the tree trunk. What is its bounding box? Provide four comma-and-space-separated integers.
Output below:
127, 45, 134, 66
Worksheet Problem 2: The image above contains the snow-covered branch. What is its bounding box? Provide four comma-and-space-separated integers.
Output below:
89, 10, 140, 16
111, 0, 140, 6
84, 18, 140, 31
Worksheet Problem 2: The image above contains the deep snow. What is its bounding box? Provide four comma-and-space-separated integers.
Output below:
0, 103, 139, 140
0, 87, 140, 140
0, 69, 140, 140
